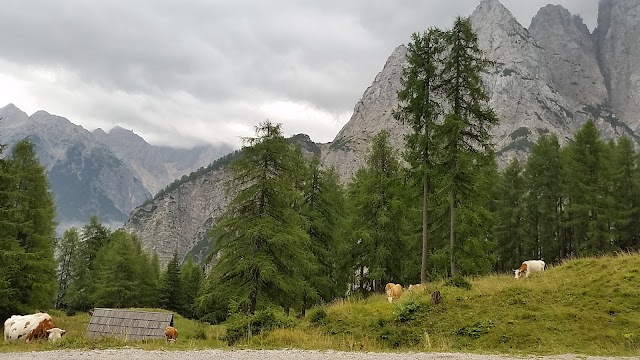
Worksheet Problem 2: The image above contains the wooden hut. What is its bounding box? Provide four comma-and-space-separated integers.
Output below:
86, 308, 174, 341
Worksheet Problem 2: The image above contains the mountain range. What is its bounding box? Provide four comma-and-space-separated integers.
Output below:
122, 0, 640, 266
0, 104, 233, 230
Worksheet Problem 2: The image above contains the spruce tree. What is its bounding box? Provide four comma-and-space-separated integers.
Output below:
437, 17, 498, 276
180, 256, 203, 318
496, 159, 526, 270
55, 227, 81, 308
160, 252, 183, 313
301, 157, 345, 311
524, 134, 563, 262
205, 121, 313, 314
563, 121, 613, 255
610, 137, 640, 249
346, 130, 406, 291
394, 28, 445, 283
4, 139, 57, 311
66, 216, 111, 311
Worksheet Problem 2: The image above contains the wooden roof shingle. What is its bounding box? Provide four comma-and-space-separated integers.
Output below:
86, 308, 174, 341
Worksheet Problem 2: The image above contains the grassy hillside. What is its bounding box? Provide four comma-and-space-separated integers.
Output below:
250, 253, 640, 355
1, 254, 639, 355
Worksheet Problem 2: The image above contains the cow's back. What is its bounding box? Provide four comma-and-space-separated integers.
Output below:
524, 260, 546, 274
4, 313, 53, 342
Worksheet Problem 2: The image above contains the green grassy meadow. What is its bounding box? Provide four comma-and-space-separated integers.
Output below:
2, 253, 639, 355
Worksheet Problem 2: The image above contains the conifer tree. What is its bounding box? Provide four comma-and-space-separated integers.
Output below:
160, 252, 183, 313
180, 256, 203, 318
496, 159, 526, 270
394, 28, 445, 283
610, 137, 640, 249
3, 139, 57, 311
55, 227, 81, 308
66, 216, 111, 311
301, 157, 345, 311
563, 121, 613, 255
524, 134, 564, 262
437, 17, 498, 276
347, 130, 406, 290
204, 121, 313, 315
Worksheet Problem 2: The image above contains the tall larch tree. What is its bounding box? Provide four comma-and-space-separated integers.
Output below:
495, 159, 526, 270
204, 121, 314, 315
301, 156, 345, 312
524, 134, 564, 262
394, 28, 445, 283
437, 17, 498, 276
5, 139, 57, 311
55, 227, 81, 308
180, 256, 203, 318
347, 130, 406, 291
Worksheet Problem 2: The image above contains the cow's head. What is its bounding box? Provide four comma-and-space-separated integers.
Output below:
513, 269, 521, 279
46, 328, 66, 342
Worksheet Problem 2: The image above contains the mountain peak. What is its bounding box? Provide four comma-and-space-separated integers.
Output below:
472, 0, 517, 24
531, 4, 590, 37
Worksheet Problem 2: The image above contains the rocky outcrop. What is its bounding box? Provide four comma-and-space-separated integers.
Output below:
594, 0, 640, 132
320, 45, 409, 183
123, 168, 231, 266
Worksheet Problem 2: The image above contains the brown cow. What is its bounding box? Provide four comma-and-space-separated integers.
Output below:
387, 284, 404, 303
164, 326, 178, 344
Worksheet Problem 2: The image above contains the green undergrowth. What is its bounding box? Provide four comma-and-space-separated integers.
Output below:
2, 254, 639, 355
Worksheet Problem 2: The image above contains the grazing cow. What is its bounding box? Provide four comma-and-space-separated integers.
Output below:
514, 260, 546, 279
408, 284, 425, 292
386, 284, 404, 303
45, 328, 66, 342
4, 313, 62, 342
164, 326, 178, 344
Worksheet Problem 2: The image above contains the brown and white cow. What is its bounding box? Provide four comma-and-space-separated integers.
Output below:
385, 283, 404, 303
514, 260, 546, 279
164, 326, 178, 344
4, 313, 65, 342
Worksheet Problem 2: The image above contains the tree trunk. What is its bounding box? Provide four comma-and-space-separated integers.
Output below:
450, 191, 458, 277
421, 175, 430, 283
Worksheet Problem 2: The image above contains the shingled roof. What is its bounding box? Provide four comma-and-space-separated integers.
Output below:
86, 308, 174, 341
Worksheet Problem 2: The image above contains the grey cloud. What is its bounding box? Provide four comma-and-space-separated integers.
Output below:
0, 0, 600, 146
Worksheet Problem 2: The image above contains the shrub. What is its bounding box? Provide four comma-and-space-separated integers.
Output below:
308, 308, 327, 324
447, 274, 472, 290
456, 320, 494, 339
222, 307, 296, 345
393, 299, 424, 323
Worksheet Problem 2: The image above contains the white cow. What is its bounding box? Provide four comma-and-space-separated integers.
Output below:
4, 313, 65, 342
514, 260, 546, 279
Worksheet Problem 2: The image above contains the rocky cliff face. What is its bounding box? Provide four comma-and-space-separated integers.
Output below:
594, 0, 640, 133
124, 167, 230, 266
123, 0, 640, 265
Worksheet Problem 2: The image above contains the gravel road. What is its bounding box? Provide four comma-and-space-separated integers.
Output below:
0, 349, 637, 360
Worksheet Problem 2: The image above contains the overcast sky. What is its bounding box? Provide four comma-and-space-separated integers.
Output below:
0, 0, 599, 149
